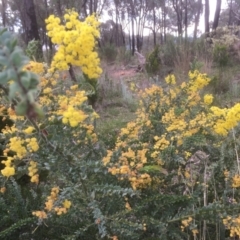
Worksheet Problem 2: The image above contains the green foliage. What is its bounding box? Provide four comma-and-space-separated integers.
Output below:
101, 43, 118, 63
213, 43, 229, 67
0, 28, 142, 240
3, 17, 240, 240
25, 40, 41, 61
116, 47, 132, 65
0, 28, 42, 119
189, 57, 204, 71
0, 179, 40, 239
146, 45, 161, 75
79, 73, 98, 107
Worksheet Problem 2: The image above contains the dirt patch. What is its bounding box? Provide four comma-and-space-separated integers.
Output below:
105, 66, 137, 80
109, 68, 137, 80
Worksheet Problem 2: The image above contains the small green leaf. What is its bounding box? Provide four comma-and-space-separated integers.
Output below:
27, 90, 38, 103
7, 68, 17, 81
15, 100, 27, 116
28, 73, 39, 89
34, 104, 44, 118
9, 49, 23, 67
0, 28, 7, 36
9, 82, 19, 100
21, 76, 30, 89
11, 38, 17, 49
0, 71, 8, 84
0, 56, 7, 66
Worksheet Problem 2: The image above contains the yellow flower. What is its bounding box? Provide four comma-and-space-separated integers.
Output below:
46, 11, 102, 79
26, 138, 39, 152
125, 202, 132, 210
54, 207, 67, 215
1, 166, 15, 177
45, 199, 54, 211
30, 174, 39, 184
192, 229, 198, 236
0, 187, 6, 193
232, 175, 240, 188
204, 94, 213, 105
32, 211, 47, 219
24, 126, 35, 134
43, 87, 52, 94
165, 74, 176, 85
63, 199, 71, 209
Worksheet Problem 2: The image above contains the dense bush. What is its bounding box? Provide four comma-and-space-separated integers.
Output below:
100, 43, 118, 63
2, 10, 240, 240
145, 45, 161, 75
213, 43, 229, 67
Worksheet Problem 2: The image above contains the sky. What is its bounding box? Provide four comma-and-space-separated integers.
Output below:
100, 0, 229, 37
198, 0, 228, 32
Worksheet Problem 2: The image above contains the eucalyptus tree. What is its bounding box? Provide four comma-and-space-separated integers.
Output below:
212, 0, 222, 30
205, 0, 210, 35
225, 0, 240, 25
191, 0, 202, 39
12, 0, 43, 60
0, 0, 22, 32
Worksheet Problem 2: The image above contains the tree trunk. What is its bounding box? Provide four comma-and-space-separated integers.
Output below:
172, 0, 183, 38
129, 0, 135, 55
193, 0, 202, 40
81, 0, 88, 17
21, 0, 43, 60
184, 0, 188, 39
1, 0, 6, 27
69, 65, 77, 82
205, 0, 210, 36
153, 5, 156, 46
163, 0, 166, 43
89, 0, 93, 15
228, 0, 233, 26
44, 0, 53, 64
115, 2, 119, 47
56, 0, 63, 17
212, 0, 222, 30
131, 17, 135, 55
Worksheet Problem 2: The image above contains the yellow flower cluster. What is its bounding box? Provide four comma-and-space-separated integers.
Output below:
165, 74, 176, 85
7, 107, 24, 121
33, 187, 72, 219
28, 161, 39, 184
181, 217, 193, 231
154, 135, 170, 150
1, 126, 17, 135
106, 145, 152, 190
1, 136, 39, 178
125, 197, 132, 210
83, 124, 98, 143
54, 89, 98, 129
188, 70, 211, 92
1, 157, 15, 177
26, 137, 39, 152
24, 126, 35, 134
203, 94, 214, 105
23, 61, 45, 74
62, 106, 87, 127
45, 10, 102, 79
103, 70, 216, 190
209, 103, 240, 136
32, 210, 47, 219
223, 215, 240, 237
7, 137, 27, 158
232, 174, 240, 188
57, 90, 88, 113
0, 187, 6, 193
